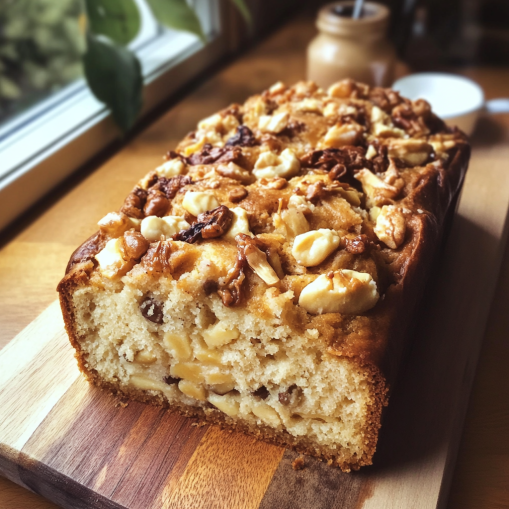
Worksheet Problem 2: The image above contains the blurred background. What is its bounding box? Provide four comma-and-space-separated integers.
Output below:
1, 0, 508, 128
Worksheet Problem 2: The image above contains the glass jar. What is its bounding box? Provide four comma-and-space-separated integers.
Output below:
307, 1, 396, 89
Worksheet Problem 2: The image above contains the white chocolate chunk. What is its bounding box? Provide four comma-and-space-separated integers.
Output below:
224, 207, 252, 240
140, 215, 190, 242
170, 362, 204, 383
245, 245, 280, 285
178, 380, 207, 401
97, 212, 141, 236
182, 191, 219, 216
374, 205, 406, 249
322, 123, 363, 148
296, 98, 322, 113
155, 158, 185, 177
208, 393, 240, 417
202, 323, 240, 348
292, 229, 340, 267
258, 111, 289, 133
163, 332, 193, 361
253, 148, 300, 180
252, 402, 281, 427
388, 139, 432, 166
130, 375, 168, 392
95, 238, 130, 279
299, 270, 379, 315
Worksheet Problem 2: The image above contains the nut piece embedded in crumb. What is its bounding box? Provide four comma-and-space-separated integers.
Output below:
292, 457, 305, 470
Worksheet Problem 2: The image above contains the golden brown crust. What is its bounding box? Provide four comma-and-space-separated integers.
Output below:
57, 79, 470, 471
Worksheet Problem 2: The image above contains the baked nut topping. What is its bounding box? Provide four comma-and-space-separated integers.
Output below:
388, 139, 432, 167
59, 79, 470, 473
258, 111, 289, 133
253, 148, 300, 179
298, 270, 379, 315
374, 205, 406, 249
292, 229, 340, 267
322, 123, 363, 148
156, 158, 186, 178
95, 238, 132, 279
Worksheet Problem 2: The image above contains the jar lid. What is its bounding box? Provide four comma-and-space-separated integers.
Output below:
317, 1, 390, 37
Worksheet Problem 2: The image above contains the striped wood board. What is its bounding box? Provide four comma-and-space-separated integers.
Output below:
1, 146, 509, 509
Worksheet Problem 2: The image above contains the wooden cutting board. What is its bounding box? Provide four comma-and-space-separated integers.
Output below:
1, 144, 509, 509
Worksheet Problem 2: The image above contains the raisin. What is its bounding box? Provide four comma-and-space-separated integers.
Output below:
253, 386, 269, 400
139, 297, 164, 324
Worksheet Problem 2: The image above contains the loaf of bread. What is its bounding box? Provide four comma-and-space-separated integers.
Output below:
58, 79, 470, 471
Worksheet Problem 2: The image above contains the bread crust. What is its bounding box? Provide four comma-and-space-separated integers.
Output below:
57, 79, 470, 471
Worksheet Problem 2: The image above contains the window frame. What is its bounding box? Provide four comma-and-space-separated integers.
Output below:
0, 0, 232, 231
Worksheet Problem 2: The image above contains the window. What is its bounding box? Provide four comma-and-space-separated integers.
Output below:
0, 0, 227, 231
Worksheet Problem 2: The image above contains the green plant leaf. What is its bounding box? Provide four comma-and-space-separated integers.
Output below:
146, 0, 205, 41
85, 0, 141, 45
228, 0, 252, 25
83, 33, 143, 132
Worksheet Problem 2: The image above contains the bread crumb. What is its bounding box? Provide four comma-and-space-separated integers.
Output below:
292, 457, 305, 470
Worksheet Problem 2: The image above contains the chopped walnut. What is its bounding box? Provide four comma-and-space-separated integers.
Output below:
143, 189, 169, 217
121, 188, 147, 219
121, 230, 150, 260
141, 240, 172, 274
139, 297, 164, 324
300, 147, 368, 183
217, 248, 246, 307
225, 125, 257, 147
174, 205, 233, 243
156, 175, 193, 200
187, 144, 243, 166
344, 234, 376, 254
260, 177, 287, 190
228, 187, 248, 202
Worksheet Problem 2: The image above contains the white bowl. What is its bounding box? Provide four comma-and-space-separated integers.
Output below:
392, 73, 485, 136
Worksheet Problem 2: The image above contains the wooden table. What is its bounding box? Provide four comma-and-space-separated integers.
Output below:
1, 14, 508, 509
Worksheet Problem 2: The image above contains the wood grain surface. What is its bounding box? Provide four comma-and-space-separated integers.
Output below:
1, 12, 509, 509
